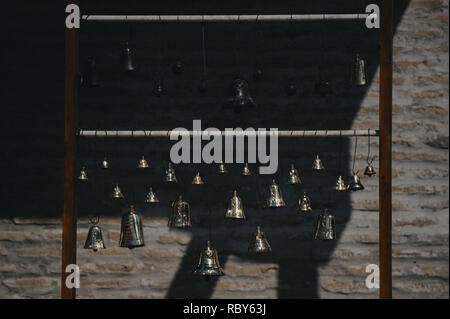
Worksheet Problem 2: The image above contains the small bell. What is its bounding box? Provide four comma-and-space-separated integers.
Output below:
334, 175, 347, 192
121, 42, 135, 72
314, 79, 332, 96
192, 172, 205, 185
193, 240, 225, 276
225, 190, 245, 220
152, 78, 164, 97
145, 187, 159, 203
172, 59, 184, 74
119, 205, 145, 249
264, 179, 286, 208
312, 155, 325, 171
347, 171, 365, 191
164, 163, 178, 183
218, 163, 228, 174
285, 81, 297, 96
137, 156, 149, 169
111, 183, 124, 200
286, 164, 301, 185
248, 226, 272, 254
77, 166, 88, 181
314, 208, 336, 240
101, 157, 110, 169
350, 53, 367, 87
168, 195, 191, 228
84, 218, 106, 252
241, 163, 251, 176
296, 192, 312, 213
82, 57, 99, 87
364, 160, 376, 177
225, 78, 256, 110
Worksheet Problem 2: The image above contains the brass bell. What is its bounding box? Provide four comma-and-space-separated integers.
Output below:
137, 155, 149, 169
145, 187, 159, 203
168, 195, 191, 228
218, 163, 228, 174
111, 183, 124, 200
225, 190, 245, 219
241, 163, 251, 176
193, 240, 225, 276
192, 172, 205, 185
312, 155, 325, 171
350, 53, 367, 87
164, 163, 178, 183
286, 164, 301, 185
84, 218, 106, 252
364, 160, 376, 177
121, 42, 135, 72
347, 171, 365, 192
314, 208, 336, 240
119, 205, 145, 249
264, 179, 286, 208
101, 157, 110, 169
296, 192, 312, 213
248, 226, 272, 254
225, 78, 256, 110
334, 175, 347, 192
77, 166, 88, 181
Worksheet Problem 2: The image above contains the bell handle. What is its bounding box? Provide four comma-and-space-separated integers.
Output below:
88, 216, 100, 225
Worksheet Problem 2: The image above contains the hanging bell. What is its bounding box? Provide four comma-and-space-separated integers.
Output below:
218, 163, 228, 174
77, 166, 88, 181
101, 157, 110, 169
264, 179, 286, 208
350, 53, 367, 87
225, 190, 245, 219
111, 183, 124, 200
296, 192, 312, 213
145, 187, 159, 203
286, 164, 301, 185
121, 42, 135, 72
225, 78, 256, 110
241, 163, 251, 176
164, 163, 178, 183
347, 171, 365, 191
285, 81, 297, 96
137, 155, 149, 169
84, 218, 106, 252
168, 195, 191, 228
192, 172, 205, 185
172, 59, 184, 74
364, 161, 376, 177
334, 175, 347, 192
119, 205, 145, 249
82, 57, 99, 87
152, 78, 164, 97
193, 240, 225, 276
314, 208, 336, 240
248, 226, 272, 254
312, 155, 325, 171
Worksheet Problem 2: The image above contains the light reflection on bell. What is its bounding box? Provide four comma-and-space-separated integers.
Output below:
152, 78, 164, 97
312, 155, 325, 171
84, 219, 106, 252
364, 161, 376, 177
119, 205, 145, 249
164, 163, 178, 183
350, 54, 367, 87
192, 172, 204, 185
314, 208, 336, 240
334, 175, 347, 192
264, 179, 286, 208
137, 156, 149, 169
101, 157, 110, 169
218, 163, 228, 174
297, 192, 312, 213
248, 226, 272, 254
286, 164, 301, 185
347, 171, 365, 192
193, 240, 225, 276
111, 183, 124, 200
241, 163, 251, 176
145, 187, 159, 203
121, 42, 135, 72
77, 166, 88, 181
225, 78, 256, 110
168, 195, 191, 228
225, 190, 245, 220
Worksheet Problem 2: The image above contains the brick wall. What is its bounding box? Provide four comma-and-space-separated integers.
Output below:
1, 0, 448, 299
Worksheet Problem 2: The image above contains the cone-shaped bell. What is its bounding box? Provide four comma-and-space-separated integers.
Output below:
334, 175, 347, 192
314, 79, 332, 96
364, 162, 376, 177
145, 187, 159, 203
101, 157, 110, 169
121, 42, 135, 72
296, 192, 312, 213
218, 163, 228, 174
172, 59, 184, 74
193, 240, 225, 276
225, 78, 256, 110
192, 172, 205, 185
111, 183, 124, 200
248, 226, 272, 254
137, 156, 149, 169
77, 166, 88, 181
350, 54, 367, 87
312, 155, 325, 171
287, 164, 301, 185
264, 179, 286, 208
285, 81, 297, 96
82, 57, 99, 87
152, 78, 164, 97
347, 171, 365, 191
225, 190, 245, 219
168, 195, 191, 228
119, 205, 145, 249
164, 163, 178, 183
241, 163, 251, 176
84, 224, 106, 252
314, 208, 336, 240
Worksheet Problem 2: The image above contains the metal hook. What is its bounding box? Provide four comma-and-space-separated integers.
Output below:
88, 216, 100, 225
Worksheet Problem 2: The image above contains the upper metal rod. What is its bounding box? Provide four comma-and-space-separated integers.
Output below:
81, 14, 370, 22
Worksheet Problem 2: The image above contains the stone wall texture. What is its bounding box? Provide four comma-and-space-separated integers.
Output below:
1, 0, 448, 299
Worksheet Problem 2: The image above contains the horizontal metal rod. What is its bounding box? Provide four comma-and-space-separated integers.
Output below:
78, 129, 379, 138
81, 14, 370, 22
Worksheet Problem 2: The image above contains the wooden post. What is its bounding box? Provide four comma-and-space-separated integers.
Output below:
62, 0, 79, 299
379, 0, 393, 299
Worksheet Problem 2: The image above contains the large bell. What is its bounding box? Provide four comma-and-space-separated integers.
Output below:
101, 157, 110, 169
137, 156, 149, 169
121, 42, 135, 72
192, 172, 205, 185
152, 78, 164, 97
225, 190, 245, 219
312, 155, 325, 171
334, 175, 347, 192
248, 226, 272, 254
77, 166, 88, 181
168, 195, 191, 228
350, 53, 367, 87
347, 171, 365, 191
84, 218, 106, 252
314, 208, 336, 240
119, 205, 145, 249
111, 183, 124, 200
264, 179, 286, 208
145, 187, 159, 203
286, 164, 301, 185
364, 161, 376, 177
241, 163, 251, 176
296, 192, 312, 213
82, 57, 99, 87
218, 163, 228, 174
193, 240, 225, 276
225, 78, 256, 110
164, 163, 178, 183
